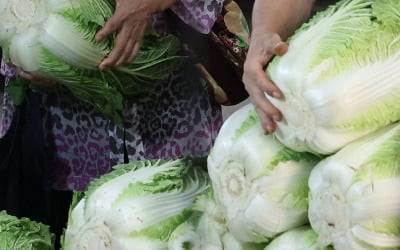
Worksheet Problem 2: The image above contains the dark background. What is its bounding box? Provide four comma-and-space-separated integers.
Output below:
235, 0, 341, 26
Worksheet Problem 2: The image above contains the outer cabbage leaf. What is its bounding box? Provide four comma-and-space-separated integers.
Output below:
0, 210, 54, 250
267, 0, 400, 154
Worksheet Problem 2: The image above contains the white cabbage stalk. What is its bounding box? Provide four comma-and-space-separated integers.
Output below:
168, 191, 227, 250
308, 123, 400, 250
267, 0, 400, 154
207, 104, 321, 243
220, 233, 266, 250
264, 226, 332, 250
63, 158, 209, 250
168, 190, 266, 250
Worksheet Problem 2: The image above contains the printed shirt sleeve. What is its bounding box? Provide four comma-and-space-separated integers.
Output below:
1, 57, 19, 86
170, 0, 225, 34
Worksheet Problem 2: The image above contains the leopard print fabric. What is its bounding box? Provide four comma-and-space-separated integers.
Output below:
0, 60, 17, 138
41, 60, 222, 191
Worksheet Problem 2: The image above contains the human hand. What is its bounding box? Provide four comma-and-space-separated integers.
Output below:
243, 31, 288, 133
95, 0, 177, 70
19, 71, 56, 87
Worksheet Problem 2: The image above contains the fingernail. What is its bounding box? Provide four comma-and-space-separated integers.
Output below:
273, 92, 282, 99
273, 115, 281, 121
266, 125, 273, 133
99, 63, 108, 70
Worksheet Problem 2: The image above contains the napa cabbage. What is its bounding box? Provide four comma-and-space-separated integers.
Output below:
0, 210, 54, 250
0, 0, 183, 123
62, 158, 209, 250
308, 123, 400, 250
267, 0, 400, 154
207, 103, 322, 243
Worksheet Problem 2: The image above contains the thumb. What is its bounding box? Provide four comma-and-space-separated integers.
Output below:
273, 41, 288, 56
266, 33, 288, 56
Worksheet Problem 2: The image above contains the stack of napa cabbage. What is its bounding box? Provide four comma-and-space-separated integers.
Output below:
206, 0, 400, 249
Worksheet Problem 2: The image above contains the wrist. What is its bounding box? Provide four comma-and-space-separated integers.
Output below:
251, 28, 273, 38
250, 28, 277, 46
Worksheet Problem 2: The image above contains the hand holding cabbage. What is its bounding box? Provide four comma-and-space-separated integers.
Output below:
243, 0, 315, 133
96, 0, 179, 69
243, 31, 286, 133
0, 0, 184, 123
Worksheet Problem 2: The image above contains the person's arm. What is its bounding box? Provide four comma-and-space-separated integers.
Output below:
95, 0, 178, 70
1, 59, 55, 87
243, 0, 315, 133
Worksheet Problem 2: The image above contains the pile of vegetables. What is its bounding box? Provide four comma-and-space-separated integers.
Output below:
61, 108, 400, 249
206, 0, 399, 248
207, 104, 321, 243
12, 0, 399, 249
0, 0, 184, 123
206, 104, 400, 249
0, 210, 54, 250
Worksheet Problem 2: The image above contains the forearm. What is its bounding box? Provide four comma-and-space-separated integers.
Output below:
252, 0, 315, 39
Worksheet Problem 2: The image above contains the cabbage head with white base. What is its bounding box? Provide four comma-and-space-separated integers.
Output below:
207, 104, 321, 243
0, 0, 182, 123
62, 158, 209, 250
267, 0, 400, 154
308, 123, 400, 250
